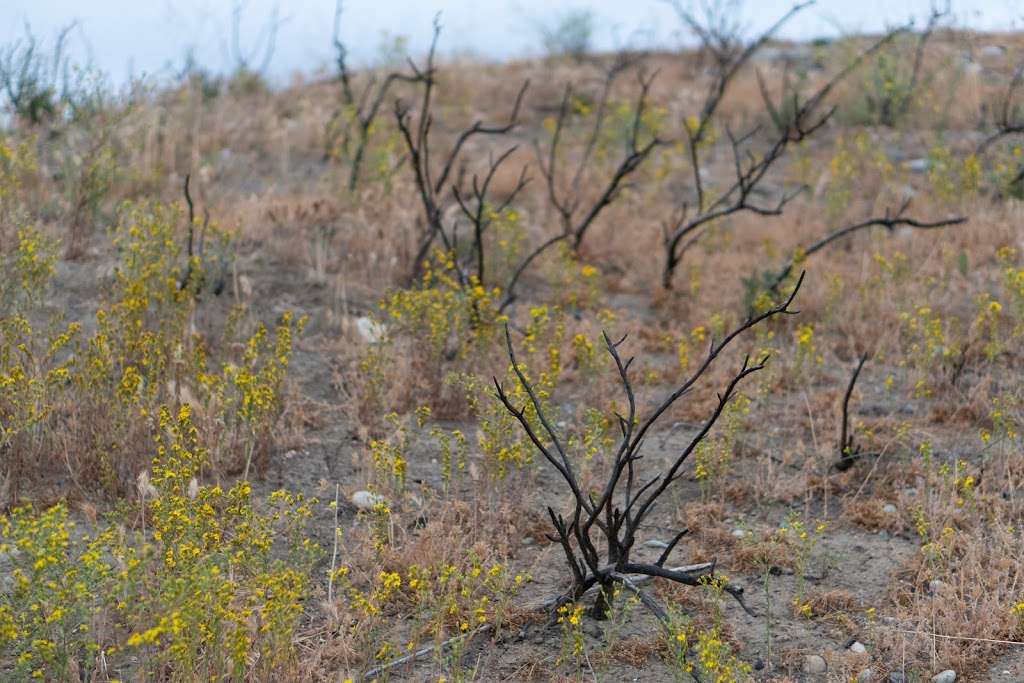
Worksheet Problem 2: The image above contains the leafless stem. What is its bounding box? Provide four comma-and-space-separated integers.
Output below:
495, 270, 804, 617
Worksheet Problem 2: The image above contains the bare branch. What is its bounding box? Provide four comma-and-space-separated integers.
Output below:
537, 62, 668, 250
761, 202, 966, 298
834, 353, 869, 472
662, 26, 907, 288
496, 267, 804, 617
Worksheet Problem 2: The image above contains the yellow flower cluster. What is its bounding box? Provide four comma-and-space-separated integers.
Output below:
381, 249, 505, 359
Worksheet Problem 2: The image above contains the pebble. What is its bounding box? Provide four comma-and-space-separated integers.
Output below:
889, 673, 905, 683
351, 490, 386, 510
849, 640, 867, 654
802, 654, 827, 674
928, 579, 948, 594
354, 316, 386, 343
858, 669, 874, 683
732, 528, 748, 538
882, 503, 897, 514
644, 539, 670, 549
905, 158, 929, 173
931, 671, 957, 683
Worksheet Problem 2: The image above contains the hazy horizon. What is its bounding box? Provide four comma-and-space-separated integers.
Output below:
3, 0, 1022, 87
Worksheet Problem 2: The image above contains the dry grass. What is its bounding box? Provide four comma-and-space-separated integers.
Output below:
0, 20, 1023, 683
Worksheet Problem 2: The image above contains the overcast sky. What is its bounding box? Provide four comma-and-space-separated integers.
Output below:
2, 1, 1022, 86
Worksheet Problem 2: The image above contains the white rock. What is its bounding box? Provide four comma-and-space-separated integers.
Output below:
849, 641, 867, 654
732, 528, 748, 538
351, 490, 386, 511
858, 669, 875, 682
238, 274, 253, 297
931, 670, 956, 683
355, 316, 386, 343
905, 158, 929, 173
882, 503, 897, 514
644, 539, 670, 549
802, 654, 827, 674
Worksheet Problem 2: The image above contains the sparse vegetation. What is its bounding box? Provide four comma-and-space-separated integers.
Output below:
0, 3, 1023, 681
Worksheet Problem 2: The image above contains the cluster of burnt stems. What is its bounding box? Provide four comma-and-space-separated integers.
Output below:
220, 0, 1012, 622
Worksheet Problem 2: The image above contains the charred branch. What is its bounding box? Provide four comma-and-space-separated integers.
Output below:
662, 26, 907, 289
326, 1, 420, 190
495, 271, 805, 620
394, 18, 529, 282
536, 61, 667, 250
761, 199, 966, 300
834, 353, 870, 472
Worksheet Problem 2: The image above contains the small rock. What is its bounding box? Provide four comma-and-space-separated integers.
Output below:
882, 503, 897, 514
354, 316, 386, 343
351, 490, 385, 511
644, 539, 670, 549
928, 579, 948, 594
905, 158, 929, 173
802, 654, 827, 674
980, 45, 1005, 59
849, 640, 867, 654
931, 671, 957, 683
237, 274, 253, 297
858, 669, 875, 682
732, 528, 748, 538
889, 673, 905, 683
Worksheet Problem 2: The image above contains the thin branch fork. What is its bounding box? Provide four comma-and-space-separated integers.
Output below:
976, 60, 1024, 193
494, 271, 805, 622
661, 25, 908, 289
762, 199, 966, 298
672, 0, 814, 145
393, 17, 530, 281
536, 64, 668, 250
229, 0, 283, 76
326, 0, 421, 190
452, 145, 531, 285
